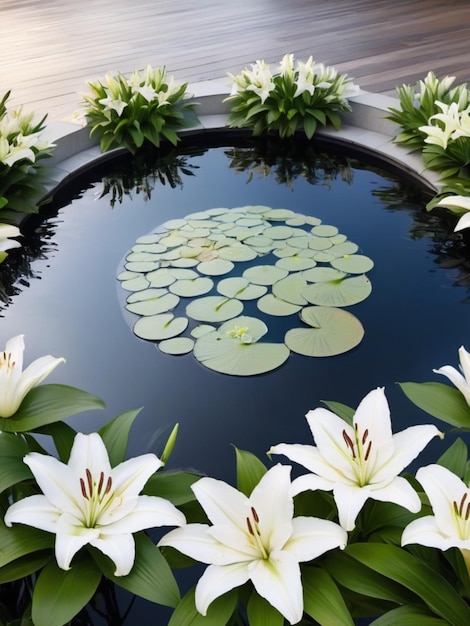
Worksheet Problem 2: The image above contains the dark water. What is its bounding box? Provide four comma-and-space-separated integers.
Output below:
2, 134, 470, 623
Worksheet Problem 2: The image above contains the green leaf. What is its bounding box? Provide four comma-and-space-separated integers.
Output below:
346, 543, 470, 625
247, 591, 284, 626
324, 550, 417, 605
2, 385, 105, 433
0, 433, 32, 491
94, 531, 180, 607
143, 469, 201, 505
370, 605, 448, 625
302, 566, 354, 626
168, 587, 238, 626
32, 553, 101, 626
98, 408, 141, 466
321, 400, 354, 425
0, 519, 53, 568
37, 421, 77, 462
437, 438, 468, 476
398, 381, 470, 427
0, 551, 51, 584
235, 447, 267, 497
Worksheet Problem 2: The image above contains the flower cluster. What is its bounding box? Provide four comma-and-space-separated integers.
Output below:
225, 54, 355, 138
388, 72, 470, 230
2, 334, 470, 624
81, 65, 198, 154
0, 91, 55, 214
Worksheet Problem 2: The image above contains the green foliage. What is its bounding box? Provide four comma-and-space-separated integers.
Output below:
0, 91, 54, 214
81, 65, 199, 154
398, 381, 470, 427
225, 54, 353, 139
387, 71, 470, 152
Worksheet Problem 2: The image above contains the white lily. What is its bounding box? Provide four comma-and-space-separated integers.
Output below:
137, 84, 158, 102
433, 345, 470, 405
270, 387, 441, 531
5, 432, 185, 576
0, 335, 65, 418
98, 96, 128, 116
158, 464, 347, 624
402, 464, 470, 556
0, 224, 22, 253
435, 196, 470, 232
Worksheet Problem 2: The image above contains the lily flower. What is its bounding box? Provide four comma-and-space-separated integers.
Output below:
402, 464, 470, 569
433, 345, 470, 404
270, 388, 441, 531
0, 335, 65, 418
435, 196, 470, 232
158, 464, 347, 624
5, 432, 186, 576
98, 96, 128, 116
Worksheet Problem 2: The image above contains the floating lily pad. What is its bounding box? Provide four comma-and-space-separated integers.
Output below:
136, 234, 163, 244
191, 324, 216, 338
311, 225, 339, 237
308, 237, 333, 251
243, 265, 288, 285
194, 317, 290, 376
275, 256, 317, 272
331, 254, 375, 274
117, 270, 140, 281
272, 274, 309, 305
161, 219, 188, 230
264, 208, 295, 221
218, 244, 258, 262
125, 261, 159, 273
263, 225, 294, 240
120, 276, 150, 292
170, 257, 200, 268
159, 234, 188, 248
198, 259, 235, 276
169, 277, 214, 297
328, 241, 359, 257
158, 337, 194, 355
127, 288, 168, 303
146, 269, 177, 288
186, 296, 243, 322
302, 275, 372, 307
257, 294, 302, 316
216, 277, 267, 300
126, 251, 163, 263
134, 314, 188, 341
126, 292, 180, 316
285, 306, 364, 357
302, 267, 347, 283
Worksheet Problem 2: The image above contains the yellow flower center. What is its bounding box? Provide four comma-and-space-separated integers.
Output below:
453, 492, 470, 539
342, 423, 373, 486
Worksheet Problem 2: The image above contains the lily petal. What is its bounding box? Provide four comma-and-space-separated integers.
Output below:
99, 495, 185, 533
368, 475, 421, 513
333, 483, 371, 531
195, 562, 251, 614
4, 494, 60, 532
269, 443, 344, 483
23, 454, 78, 514
433, 365, 470, 404
89, 533, 135, 576
283, 516, 347, 561
67, 432, 112, 479
250, 551, 303, 625
192, 477, 248, 530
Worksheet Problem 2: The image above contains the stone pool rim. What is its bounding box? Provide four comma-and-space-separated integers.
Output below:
41, 78, 441, 203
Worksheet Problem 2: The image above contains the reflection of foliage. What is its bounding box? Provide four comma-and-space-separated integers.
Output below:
372, 179, 470, 292
0, 212, 58, 312
98, 146, 202, 208
225, 136, 354, 189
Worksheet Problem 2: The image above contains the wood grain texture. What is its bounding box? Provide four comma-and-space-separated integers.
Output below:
1, 0, 470, 120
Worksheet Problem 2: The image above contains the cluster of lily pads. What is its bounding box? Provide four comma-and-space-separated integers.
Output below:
117, 205, 373, 375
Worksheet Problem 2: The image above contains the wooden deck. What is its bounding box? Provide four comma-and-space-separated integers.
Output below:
1, 0, 470, 120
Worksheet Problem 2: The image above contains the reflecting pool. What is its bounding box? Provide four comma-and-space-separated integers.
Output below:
1, 133, 470, 622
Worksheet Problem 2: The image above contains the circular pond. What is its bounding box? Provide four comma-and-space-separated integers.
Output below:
1, 133, 470, 622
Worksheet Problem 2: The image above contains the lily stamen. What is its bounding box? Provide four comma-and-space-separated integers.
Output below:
343, 429, 356, 457
246, 507, 268, 559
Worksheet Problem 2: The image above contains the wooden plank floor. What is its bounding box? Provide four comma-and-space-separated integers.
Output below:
1, 0, 470, 120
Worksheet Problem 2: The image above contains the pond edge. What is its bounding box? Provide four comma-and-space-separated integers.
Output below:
41, 78, 440, 200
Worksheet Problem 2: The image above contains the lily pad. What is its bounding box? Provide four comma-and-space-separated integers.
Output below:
311, 225, 339, 237
186, 296, 243, 322
127, 288, 168, 303
243, 265, 288, 286
194, 317, 290, 376
197, 259, 235, 276
125, 261, 159, 273
146, 270, 177, 288
264, 208, 295, 221
169, 277, 214, 297
272, 274, 309, 305
191, 324, 216, 338
331, 254, 375, 274
158, 337, 194, 355
263, 225, 294, 240
218, 244, 258, 262
133, 314, 188, 341
302, 275, 372, 307
216, 277, 267, 300
120, 276, 150, 292
275, 256, 317, 272
257, 294, 302, 316
285, 306, 364, 357
126, 292, 180, 316
302, 267, 347, 283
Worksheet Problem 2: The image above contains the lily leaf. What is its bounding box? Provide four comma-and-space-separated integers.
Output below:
235, 447, 268, 497
32, 553, 101, 626
398, 381, 470, 427
168, 587, 238, 626
346, 543, 470, 626
94, 531, 180, 607
0, 551, 51, 584
99, 408, 141, 466
370, 605, 448, 625
0, 518, 53, 568
143, 469, 201, 505
2, 385, 105, 433
437, 438, 468, 477
247, 591, 284, 626
302, 566, 354, 626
